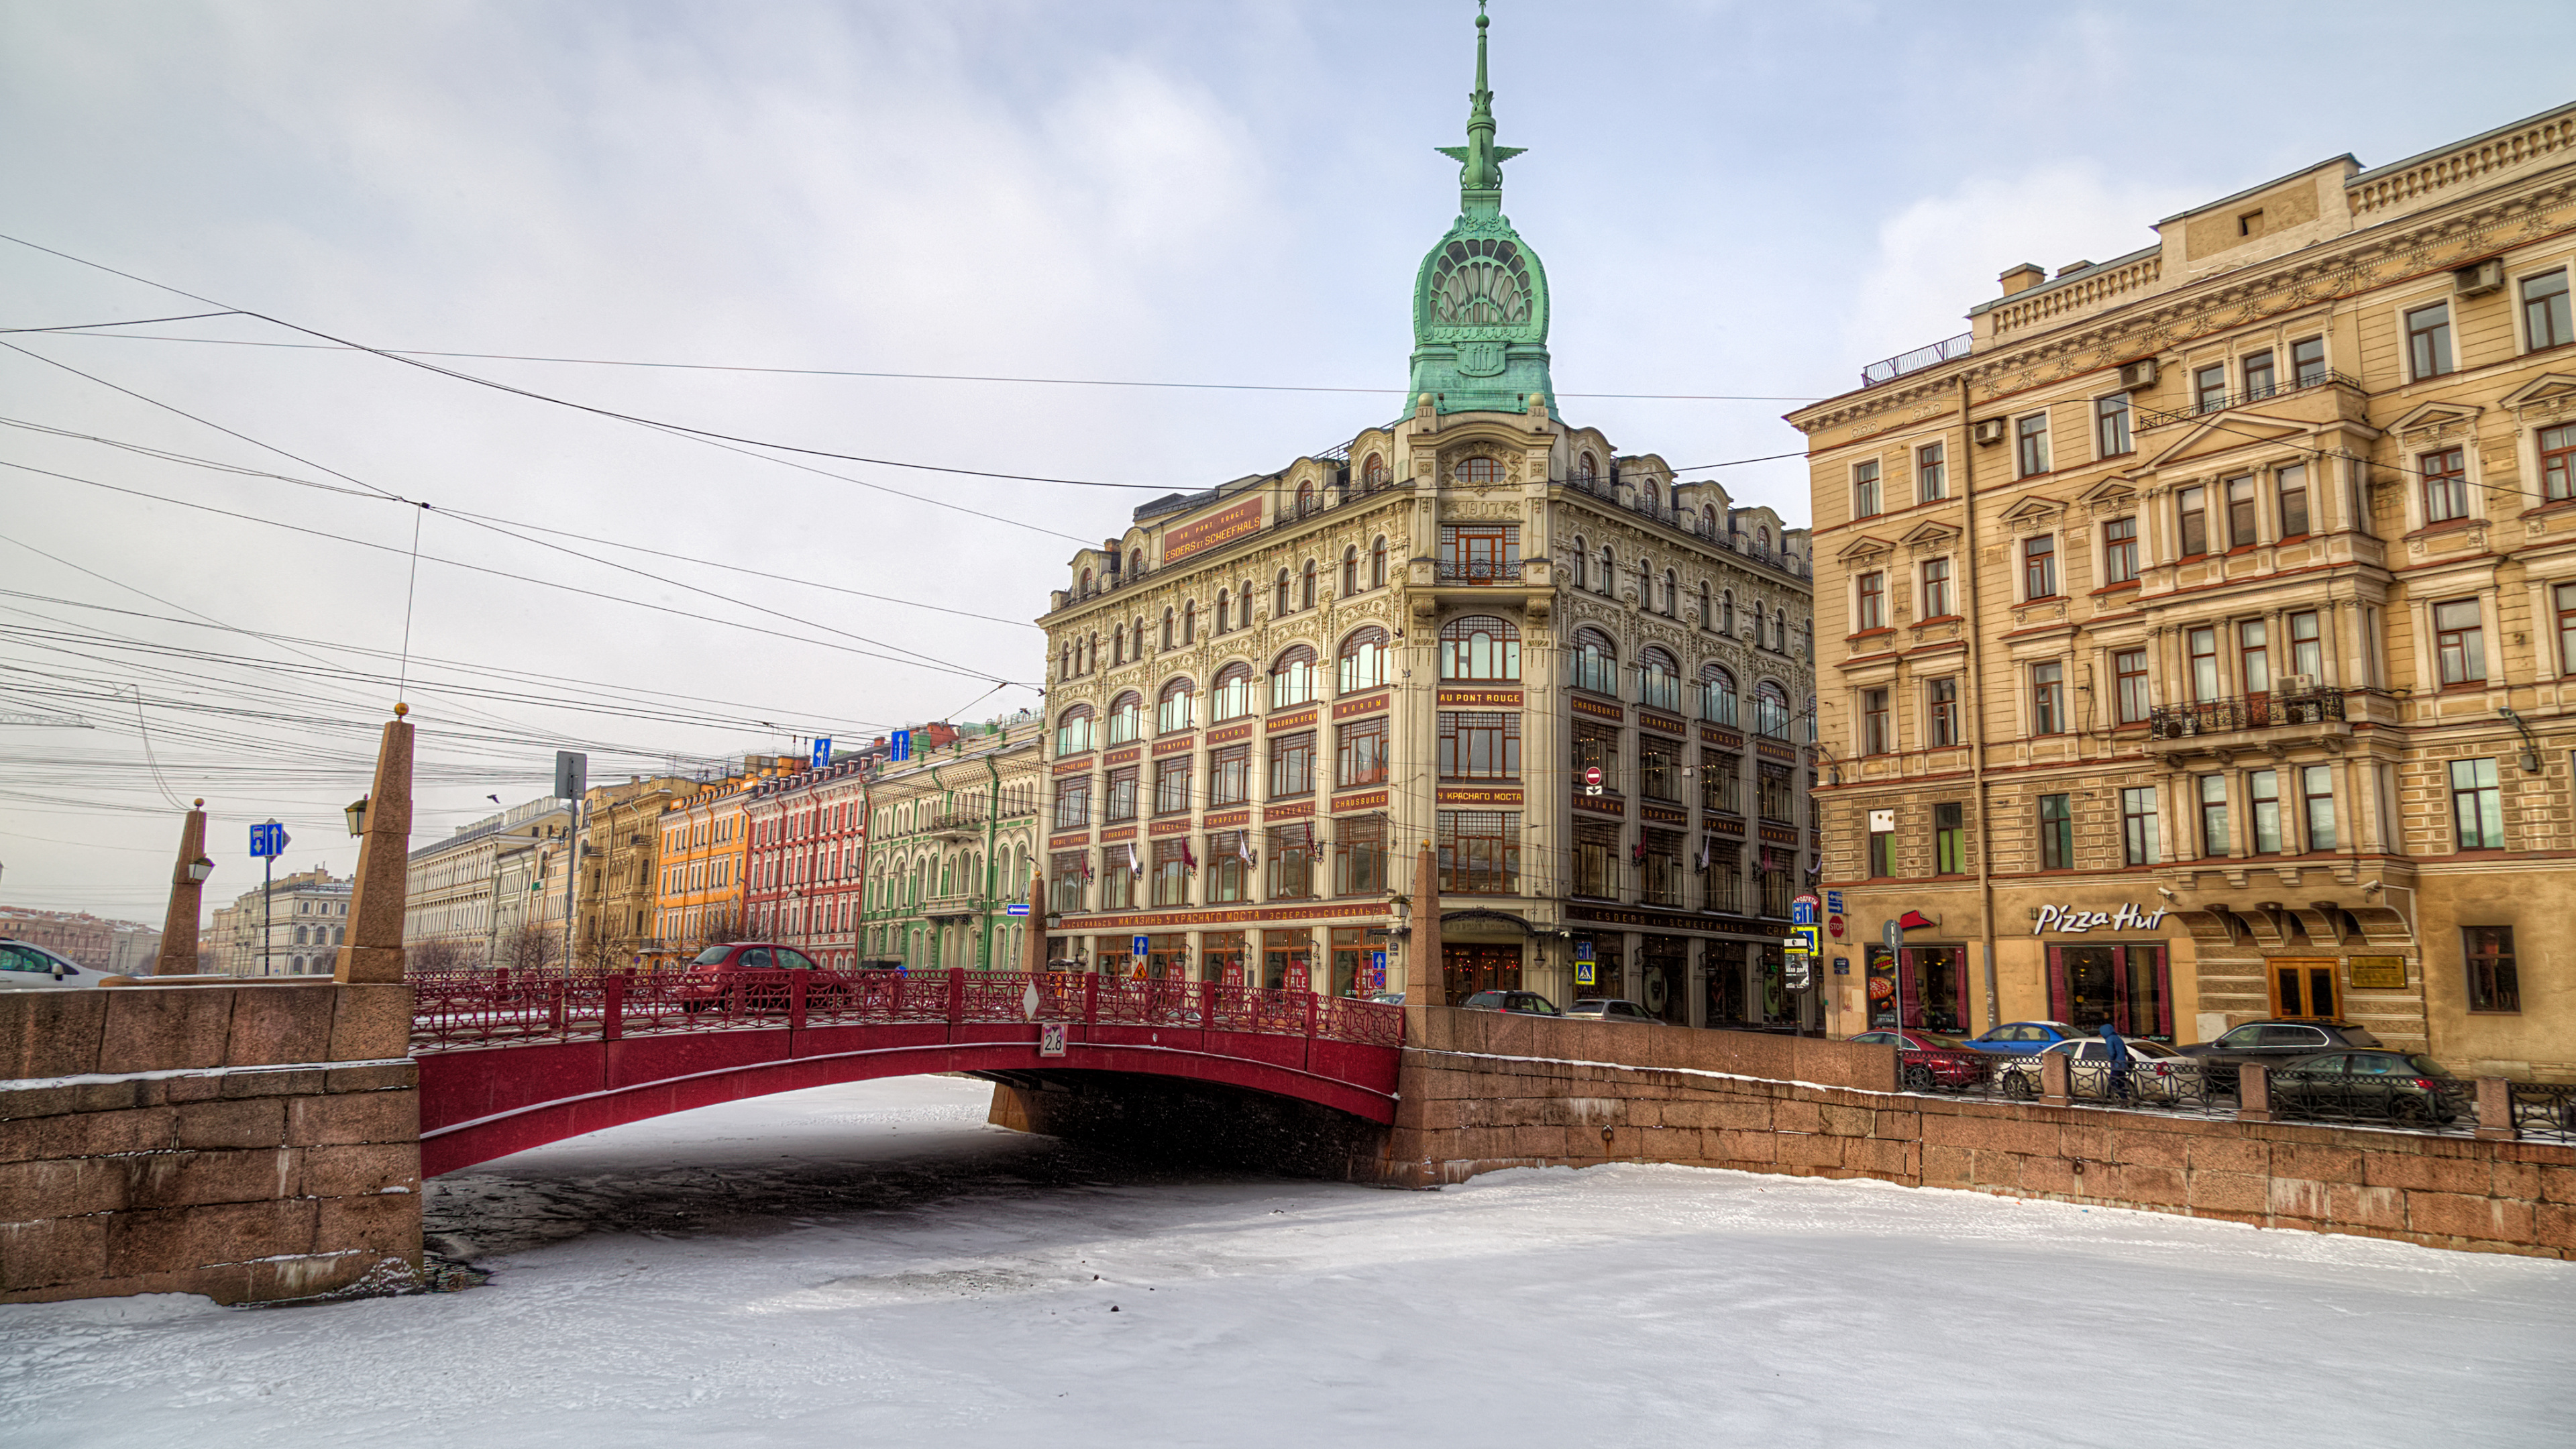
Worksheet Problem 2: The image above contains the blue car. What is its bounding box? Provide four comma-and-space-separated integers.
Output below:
1963, 1020, 2092, 1055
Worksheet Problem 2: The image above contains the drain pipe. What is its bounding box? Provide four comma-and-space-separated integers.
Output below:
1957, 375, 2002, 1031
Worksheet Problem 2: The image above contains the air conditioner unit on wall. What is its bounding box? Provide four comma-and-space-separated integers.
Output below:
1970, 418, 2008, 445
2118, 359, 2159, 390
2277, 674, 2318, 696
2456, 259, 2506, 297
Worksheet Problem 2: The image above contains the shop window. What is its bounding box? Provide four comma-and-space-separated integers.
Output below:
1440, 712, 1520, 780
1572, 820, 1620, 899
2047, 944, 2172, 1038
2464, 926, 2520, 1012
1642, 829, 1682, 906
1442, 615, 1522, 682
1702, 750, 1740, 815
1757, 762, 1794, 822
1099, 847, 1134, 910
1267, 823, 1316, 900
1150, 842, 1189, 908
1640, 737, 1682, 801
1207, 834, 1250, 904
1904, 945, 1974, 1034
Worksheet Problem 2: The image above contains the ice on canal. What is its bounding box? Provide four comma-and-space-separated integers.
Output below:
4, 1075, 2571, 1448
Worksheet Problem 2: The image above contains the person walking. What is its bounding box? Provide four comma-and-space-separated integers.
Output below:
2100, 1021, 2132, 1103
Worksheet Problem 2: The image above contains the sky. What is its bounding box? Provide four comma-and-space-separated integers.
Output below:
3, 0, 2573, 924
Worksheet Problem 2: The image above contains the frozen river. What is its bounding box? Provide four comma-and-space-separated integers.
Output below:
5, 1075, 2572, 1447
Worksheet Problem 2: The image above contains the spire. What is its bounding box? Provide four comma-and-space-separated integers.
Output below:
1434, 2, 1526, 218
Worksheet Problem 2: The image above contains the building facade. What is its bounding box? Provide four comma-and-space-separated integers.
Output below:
859, 713, 1044, 973
208, 868, 351, 976
743, 754, 873, 967
1792, 103, 2576, 1077
402, 796, 570, 967
649, 768, 773, 962
0, 909, 148, 971
1037, 13, 1817, 1024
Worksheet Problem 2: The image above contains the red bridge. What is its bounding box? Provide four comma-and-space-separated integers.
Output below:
409, 968, 1406, 1175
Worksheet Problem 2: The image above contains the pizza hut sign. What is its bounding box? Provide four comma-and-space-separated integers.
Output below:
2031, 902, 2169, 936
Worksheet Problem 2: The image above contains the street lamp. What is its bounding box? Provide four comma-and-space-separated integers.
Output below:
345, 796, 371, 837
186, 858, 214, 883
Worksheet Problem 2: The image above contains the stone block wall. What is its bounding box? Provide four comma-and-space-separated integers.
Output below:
0, 980, 423, 1304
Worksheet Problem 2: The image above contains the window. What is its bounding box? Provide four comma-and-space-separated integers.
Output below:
2276, 465, 2310, 537
1917, 441, 1947, 502
2022, 535, 2057, 599
2188, 626, 2221, 701
1570, 537, 1587, 590
1274, 570, 1290, 616
1341, 547, 1358, 596
2121, 787, 2160, 867
2094, 394, 2132, 458
2248, 769, 2282, 854
1853, 460, 1882, 519
1702, 667, 1737, 727
2434, 598, 2484, 686
2559, 582, 2576, 674
1268, 822, 1316, 900
1867, 814, 1895, 877
1154, 757, 1191, 815
2242, 349, 2275, 400
2464, 926, 2521, 1012
1371, 536, 1387, 588
1104, 766, 1139, 824
1439, 811, 1518, 894
1337, 715, 1387, 788
2239, 619, 2270, 695
2114, 648, 2149, 724
2407, 301, 2453, 380
1574, 722, 1619, 794
1270, 646, 1318, 708
1157, 677, 1195, 735
2178, 485, 2208, 557
1455, 456, 1503, 485
1721, 590, 1736, 635
1269, 731, 1316, 798
1161, 609, 1175, 649
1440, 615, 1521, 681
1934, 801, 1964, 874
1856, 571, 1886, 631
2422, 445, 2469, 523
1927, 678, 1957, 746
1638, 647, 1680, 710
1571, 628, 1619, 696
2198, 775, 2229, 858
2451, 758, 2504, 849
1214, 590, 1230, 633
2194, 364, 2228, 413
2038, 794, 2074, 869
1757, 761, 1794, 821
1699, 581, 1711, 631
2301, 764, 2336, 851
1300, 560, 1317, 610
1339, 627, 1389, 694
1703, 749, 1741, 814
2015, 411, 2050, 477
2031, 661, 2063, 734
1641, 737, 1682, 801
1597, 544, 1614, 594
1151, 841, 1189, 907
2102, 517, 2137, 584
1862, 688, 1891, 755
1107, 692, 1144, 745
1439, 523, 1519, 582
1660, 568, 1678, 615
2288, 610, 2321, 680
2222, 476, 2255, 548
1051, 850, 1087, 911
1055, 705, 1095, 757
1362, 452, 1389, 491
1182, 600, 1195, 643
1212, 662, 1254, 721
1755, 681, 1790, 739
2524, 268, 2571, 351
1439, 712, 1520, 779
1209, 743, 1250, 806
2291, 335, 2326, 388
1334, 816, 1387, 896
1921, 557, 1952, 618
1295, 480, 1316, 517
2537, 423, 2576, 504
1208, 832, 1249, 903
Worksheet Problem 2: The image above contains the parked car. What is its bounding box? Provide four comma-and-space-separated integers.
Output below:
1563, 998, 1656, 1024
1850, 1029, 1989, 1091
0, 940, 106, 989
2269, 1050, 2465, 1126
1962, 1021, 2092, 1055
1369, 991, 1407, 1006
1460, 989, 1560, 1016
672, 942, 839, 1013
2178, 1020, 2385, 1087
1996, 1036, 2206, 1102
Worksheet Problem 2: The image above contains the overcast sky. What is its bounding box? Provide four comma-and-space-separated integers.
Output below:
4, 0, 2572, 926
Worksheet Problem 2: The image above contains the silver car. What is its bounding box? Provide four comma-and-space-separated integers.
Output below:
0, 940, 109, 989
1563, 998, 1656, 1024
1998, 1036, 2206, 1102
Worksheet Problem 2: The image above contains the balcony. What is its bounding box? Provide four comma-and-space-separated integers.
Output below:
1436, 559, 1522, 585
2145, 687, 2387, 759
2137, 370, 2368, 431
926, 810, 987, 839
920, 892, 986, 920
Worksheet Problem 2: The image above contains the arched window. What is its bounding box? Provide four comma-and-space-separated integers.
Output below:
1644, 479, 1662, 513
1239, 580, 1253, 619
1112, 625, 1126, 665
1055, 704, 1095, 757
1275, 570, 1291, 617
1597, 545, 1614, 594
1661, 568, 1678, 615
1342, 546, 1359, 596
1270, 645, 1318, 708
1108, 692, 1144, 745
1772, 608, 1788, 651
1571, 627, 1619, 696
1578, 451, 1598, 484
1182, 599, 1197, 642
1086, 633, 1098, 672
1440, 614, 1521, 681
1756, 680, 1791, 739
1161, 609, 1175, 650
1157, 676, 1195, 735
1339, 627, 1389, 694
1638, 646, 1680, 712
1362, 452, 1389, 491
1699, 581, 1711, 629
1215, 590, 1230, 633
1702, 665, 1739, 727
1456, 456, 1503, 485
1059, 643, 1072, 680
1297, 480, 1317, 517
1130, 549, 1144, 576
1080, 568, 1094, 596
1570, 536, 1587, 589
1758, 527, 1771, 557
1703, 504, 1718, 537
1300, 559, 1317, 610
1213, 661, 1255, 721
1133, 616, 1144, 652
1370, 536, 1387, 588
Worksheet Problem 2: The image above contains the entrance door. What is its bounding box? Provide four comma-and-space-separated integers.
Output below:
2269, 957, 2340, 1021
1442, 943, 1521, 1002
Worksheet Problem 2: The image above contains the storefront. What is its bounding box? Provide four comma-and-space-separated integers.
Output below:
1262, 928, 1312, 990
1866, 944, 1974, 1035
1443, 941, 1521, 1000
1705, 941, 1748, 1026
1640, 934, 1690, 1024
2046, 942, 2173, 1040
1203, 930, 1247, 985
1329, 926, 1377, 998
1146, 933, 1188, 981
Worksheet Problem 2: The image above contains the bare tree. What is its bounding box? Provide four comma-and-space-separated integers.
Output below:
504, 922, 563, 973
409, 936, 472, 975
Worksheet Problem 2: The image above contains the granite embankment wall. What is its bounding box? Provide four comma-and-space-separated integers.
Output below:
0, 980, 423, 1304
1370, 1010, 2576, 1258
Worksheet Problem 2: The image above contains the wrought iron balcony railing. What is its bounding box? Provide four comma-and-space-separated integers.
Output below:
1436, 559, 1523, 584
1861, 332, 1973, 388
2148, 688, 2346, 739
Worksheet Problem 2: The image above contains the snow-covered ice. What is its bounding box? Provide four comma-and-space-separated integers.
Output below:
5, 1075, 2571, 1447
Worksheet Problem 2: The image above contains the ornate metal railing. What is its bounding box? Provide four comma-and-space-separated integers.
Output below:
2148, 689, 2345, 739
1436, 559, 1522, 584
1861, 332, 1972, 388
2509, 1083, 2576, 1143
2269, 1067, 2477, 1132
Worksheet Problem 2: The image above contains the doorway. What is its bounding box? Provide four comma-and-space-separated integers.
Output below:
2268, 957, 2340, 1021
1442, 942, 1522, 1002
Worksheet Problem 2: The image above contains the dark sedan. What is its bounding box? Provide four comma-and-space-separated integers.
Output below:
1460, 989, 1560, 1016
1851, 1029, 1990, 1091
2269, 1050, 2465, 1126
2179, 1020, 2384, 1086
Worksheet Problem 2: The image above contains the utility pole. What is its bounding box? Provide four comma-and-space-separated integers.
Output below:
556, 751, 588, 977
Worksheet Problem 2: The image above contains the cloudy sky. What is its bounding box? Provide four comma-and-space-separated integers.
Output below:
4, 0, 2572, 926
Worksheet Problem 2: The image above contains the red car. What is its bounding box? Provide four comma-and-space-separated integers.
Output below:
1851, 1028, 1990, 1091
672, 942, 839, 1013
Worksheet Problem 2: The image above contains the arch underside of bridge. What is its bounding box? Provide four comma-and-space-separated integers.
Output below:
417, 1022, 1401, 1177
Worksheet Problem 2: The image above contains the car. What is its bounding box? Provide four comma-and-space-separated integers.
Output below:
0, 940, 109, 989
670, 941, 841, 1013
1996, 1036, 2207, 1103
2177, 1020, 2385, 1087
2267, 1049, 2467, 1126
1849, 1028, 1990, 1091
1459, 989, 1560, 1016
1961, 1020, 2092, 1055
1563, 998, 1656, 1024
1368, 991, 1407, 1006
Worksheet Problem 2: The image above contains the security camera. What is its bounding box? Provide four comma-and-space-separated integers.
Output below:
2155, 886, 2176, 902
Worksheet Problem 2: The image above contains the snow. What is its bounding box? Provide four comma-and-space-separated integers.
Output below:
5, 1075, 2571, 1448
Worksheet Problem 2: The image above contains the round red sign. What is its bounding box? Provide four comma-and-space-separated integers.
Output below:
1584, 766, 1603, 786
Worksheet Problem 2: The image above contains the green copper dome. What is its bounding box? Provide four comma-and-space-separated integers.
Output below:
1407, 3, 1554, 417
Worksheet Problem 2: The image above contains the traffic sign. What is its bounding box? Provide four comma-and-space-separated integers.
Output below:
1370, 949, 1387, 991
811, 737, 833, 769
554, 750, 588, 801
1575, 960, 1597, 987
1883, 920, 1904, 953
1833, 956, 1851, 976
1574, 939, 1595, 964
891, 729, 912, 762
1583, 765, 1603, 788
248, 822, 289, 859
1792, 896, 1817, 926
1131, 934, 1150, 959
1827, 913, 1845, 939
1825, 890, 1844, 915
1784, 957, 1814, 991
1005, 903, 1030, 918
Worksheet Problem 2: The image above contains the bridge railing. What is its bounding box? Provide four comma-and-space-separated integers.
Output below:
409, 967, 1403, 1052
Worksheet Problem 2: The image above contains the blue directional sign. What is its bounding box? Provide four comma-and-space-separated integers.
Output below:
1792, 898, 1817, 926
890, 729, 911, 762
811, 737, 833, 769
1825, 890, 1845, 916
1005, 903, 1030, 918
1131, 934, 1150, 959
248, 822, 289, 859
1369, 949, 1387, 991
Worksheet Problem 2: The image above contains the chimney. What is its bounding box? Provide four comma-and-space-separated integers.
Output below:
1998, 262, 2046, 295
